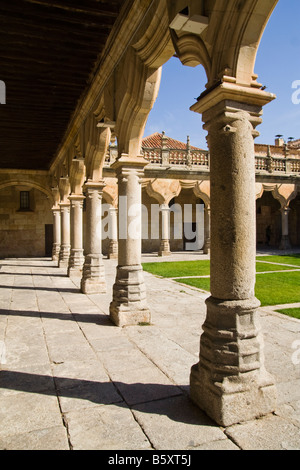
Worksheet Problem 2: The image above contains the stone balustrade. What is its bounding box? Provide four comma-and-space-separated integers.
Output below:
104, 144, 300, 176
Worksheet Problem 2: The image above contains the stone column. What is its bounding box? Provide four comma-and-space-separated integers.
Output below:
81, 181, 106, 294
68, 194, 85, 276
203, 205, 210, 255
189, 96, 277, 426
110, 154, 151, 326
279, 207, 291, 250
108, 206, 118, 259
158, 204, 171, 256
52, 207, 61, 261
58, 202, 71, 268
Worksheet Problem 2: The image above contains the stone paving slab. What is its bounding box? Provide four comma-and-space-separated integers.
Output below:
65, 404, 152, 450
0, 425, 70, 450
0, 254, 300, 451
225, 414, 300, 450
132, 395, 231, 450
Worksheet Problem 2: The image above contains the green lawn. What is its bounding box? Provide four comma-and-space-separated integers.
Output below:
142, 260, 210, 278
142, 254, 300, 315
275, 308, 300, 319
256, 254, 300, 266
177, 271, 300, 306
255, 262, 296, 272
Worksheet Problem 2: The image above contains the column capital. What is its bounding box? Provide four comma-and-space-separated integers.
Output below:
190, 80, 276, 117
111, 153, 149, 175
68, 193, 85, 202
59, 201, 70, 211
83, 179, 106, 192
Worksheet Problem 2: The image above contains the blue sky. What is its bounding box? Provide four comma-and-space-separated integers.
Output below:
144, 0, 300, 149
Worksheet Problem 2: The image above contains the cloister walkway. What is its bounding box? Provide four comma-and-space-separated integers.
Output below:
0, 252, 300, 450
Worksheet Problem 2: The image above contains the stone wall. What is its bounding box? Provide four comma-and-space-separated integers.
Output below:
0, 186, 53, 257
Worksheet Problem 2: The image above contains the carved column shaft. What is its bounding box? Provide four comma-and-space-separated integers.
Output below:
81, 181, 106, 294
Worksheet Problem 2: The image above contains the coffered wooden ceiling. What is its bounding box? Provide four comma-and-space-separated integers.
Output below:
0, 0, 126, 170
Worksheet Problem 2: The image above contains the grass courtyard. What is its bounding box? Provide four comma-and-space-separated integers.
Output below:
142, 253, 300, 319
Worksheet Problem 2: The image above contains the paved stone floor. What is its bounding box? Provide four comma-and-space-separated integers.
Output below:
0, 252, 300, 450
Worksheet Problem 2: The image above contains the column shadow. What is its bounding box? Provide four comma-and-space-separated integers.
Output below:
0, 285, 80, 294
0, 271, 66, 277
0, 309, 114, 326
0, 370, 215, 428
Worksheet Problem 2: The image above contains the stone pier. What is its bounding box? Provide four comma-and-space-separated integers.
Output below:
68, 194, 85, 276
81, 181, 106, 294
110, 154, 151, 327
58, 202, 71, 268
189, 90, 277, 426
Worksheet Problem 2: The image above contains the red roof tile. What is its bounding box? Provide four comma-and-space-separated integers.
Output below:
142, 132, 201, 150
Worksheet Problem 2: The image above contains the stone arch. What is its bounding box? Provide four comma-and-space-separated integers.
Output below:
114, 53, 162, 158
84, 114, 111, 182
0, 179, 54, 206
256, 183, 298, 208
102, 178, 118, 208
145, 178, 181, 205
69, 156, 85, 196
234, 0, 279, 86
193, 180, 210, 208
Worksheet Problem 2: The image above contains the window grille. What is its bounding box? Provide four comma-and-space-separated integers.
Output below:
20, 191, 30, 210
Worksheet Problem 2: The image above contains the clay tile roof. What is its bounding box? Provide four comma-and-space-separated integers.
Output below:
289, 139, 300, 149
142, 132, 202, 150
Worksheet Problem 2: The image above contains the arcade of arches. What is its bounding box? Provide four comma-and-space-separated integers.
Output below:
1, 0, 299, 427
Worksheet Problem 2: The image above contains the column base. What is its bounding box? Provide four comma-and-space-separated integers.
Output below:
68, 249, 85, 277
108, 240, 118, 259
52, 243, 61, 262
158, 250, 171, 257
203, 239, 210, 255
189, 295, 277, 426
58, 245, 70, 268
158, 240, 171, 257
80, 254, 106, 294
190, 363, 277, 427
109, 265, 151, 327
279, 236, 291, 250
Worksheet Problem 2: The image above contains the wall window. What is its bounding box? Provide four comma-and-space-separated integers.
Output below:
19, 191, 30, 210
